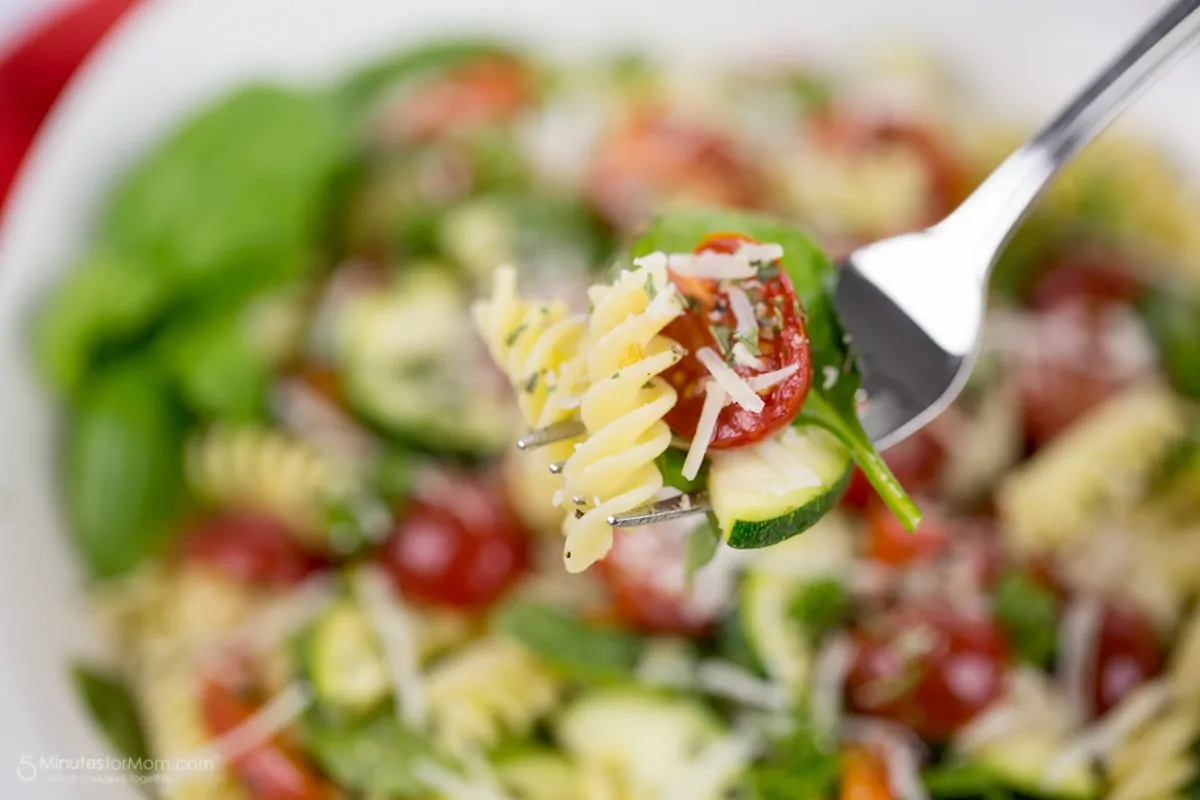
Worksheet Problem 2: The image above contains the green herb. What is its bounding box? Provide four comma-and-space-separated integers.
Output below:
788, 578, 852, 647
735, 329, 762, 356
745, 708, 839, 800
611, 371, 621, 380
992, 570, 1059, 668
1139, 285, 1200, 400
504, 323, 528, 348
66, 360, 187, 579
757, 264, 781, 281
522, 372, 540, 393
656, 449, 706, 494
72, 665, 151, 777
633, 208, 920, 532
922, 761, 1013, 799
713, 325, 734, 357
684, 513, 722, 590
302, 712, 443, 797
644, 271, 659, 300
493, 601, 644, 681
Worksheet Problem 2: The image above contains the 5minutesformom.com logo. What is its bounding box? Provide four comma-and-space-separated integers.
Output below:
17, 755, 218, 784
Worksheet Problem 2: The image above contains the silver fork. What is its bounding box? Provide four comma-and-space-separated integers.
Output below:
523, 0, 1200, 528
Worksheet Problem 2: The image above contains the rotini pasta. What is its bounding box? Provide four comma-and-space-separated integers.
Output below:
425, 637, 561, 756
185, 425, 363, 550
559, 262, 684, 571
997, 382, 1187, 555
1105, 691, 1199, 800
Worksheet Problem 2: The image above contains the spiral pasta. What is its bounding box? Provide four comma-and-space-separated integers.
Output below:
185, 425, 361, 550
559, 262, 684, 572
1105, 695, 1199, 800
425, 637, 561, 756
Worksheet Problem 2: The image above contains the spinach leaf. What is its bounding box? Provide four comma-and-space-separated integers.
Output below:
493, 601, 644, 681
1139, 285, 1200, 400
788, 577, 852, 647
66, 360, 188, 579
992, 570, 1058, 668
302, 712, 442, 797
633, 207, 920, 531
714, 611, 765, 677
102, 85, 348, 298
745, 708, 839, 800
656, 448, 706, 494
71, 664, 151, 774
34, 250, 175, 397
923, 761, 1013, 799
684, 513, 722, 589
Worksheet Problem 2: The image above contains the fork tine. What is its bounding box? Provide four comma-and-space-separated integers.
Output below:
515, 420, 586, 451
607, 492, 711, 527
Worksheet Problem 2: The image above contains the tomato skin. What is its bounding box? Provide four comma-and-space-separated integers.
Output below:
377, 471, 530, 610
841, 427, 945, 510
200, 680, 333, 800
1026, 248, 1144, 312
865, 497, 950, 566
181, 513, 322, 587
589, 114, 770, 229
596, 523, 721, 637
1087, 602, 1163, 718
380, 57, 532, 141
661, 233, 813, 449
846, 608, 1011, 739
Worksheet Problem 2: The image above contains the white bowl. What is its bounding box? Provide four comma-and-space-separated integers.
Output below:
1, 0, 1198, 796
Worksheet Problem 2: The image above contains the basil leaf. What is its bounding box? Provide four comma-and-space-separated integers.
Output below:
632, 207, 920, 531
788, 577, 852, 647
302, 712, 441, 797
656, 448, 706, 494
1139, 285, 1200, 400
71, 664, 151, 776
684, 513, 722, 590
493, 601, 644, 681
992, 570, 1058, 668
66, 360, 188, 579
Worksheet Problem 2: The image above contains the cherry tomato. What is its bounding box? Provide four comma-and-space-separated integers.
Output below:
841, 427, 946, 510
865, 496, 951, 566
660, 233, 813, 449
588, 113, 770, 229
811, 112, 969, 230
840, 746, 894, 800
201, 679, 333, 800
377, 470, 530, 610
1026, 247, 1145, 313
380, 56, 532, 141
596, 521, 723, 637
846, 607, 1011, 739
1087, 602, 1163, 718
181, 512, 322, 587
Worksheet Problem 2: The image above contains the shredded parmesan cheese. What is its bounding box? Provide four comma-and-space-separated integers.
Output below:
683, 380, 727, 480
727, 284, 758, 339
732, 342, 766, 369
696, 347, 764, 413
736, 242, 785, 264
632, 252, 668, 272
696, 659, 790, 711
176, 683, 311, 771
668, 251, 757, 280
354, 565, 427, 729
662, 729, 761, 800
1047, 680, 1170, 782
1058, 595, 1104, 725
413, 760, 509, 800
811, 634, 854, 736
747, 364, 799, 392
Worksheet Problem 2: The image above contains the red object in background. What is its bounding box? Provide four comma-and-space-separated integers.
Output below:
0, 0, 141, 214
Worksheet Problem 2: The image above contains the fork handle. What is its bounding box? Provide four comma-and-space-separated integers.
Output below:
940, 0, 1200, 273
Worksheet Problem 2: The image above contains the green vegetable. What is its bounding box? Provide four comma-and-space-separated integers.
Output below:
71, 664, 151, 776
1140, 285, 1200, 400
66, 361, 187, 579
493, 601, 644, 681
307, 601, 391, 716
924, 761, 1014, 799
157, 309, 267, 421
656, 448, 706, 494
302, 712, 443, 797
684, 513, 722, 589
992, 570, 1058, 668
788, 578, 852, 647
34, 251, 174, 397
632, 207, 919, 532
715, 610, 766, 676
745, 709, 839, 800
102, 86, 348, 298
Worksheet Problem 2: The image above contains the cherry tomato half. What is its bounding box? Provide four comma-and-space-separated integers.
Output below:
380, 56, 533, 142
660, 233, 814, 449
1026, 246, 1145, 313
865, 496, 951, 567
201, 680, 333, 800
846, 607, 1011, 739
596, 521, 723, 637
588, 113, 770, 229
377, 470, 530, 610
181, 512, 322, 587
1087, 602, 1163, 718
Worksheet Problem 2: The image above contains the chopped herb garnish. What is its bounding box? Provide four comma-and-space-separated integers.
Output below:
758, 264, 781, 280
522, 372, 539, 393
504, 323, 528, 348
643, 381, 655, 390
713, 325, 734, 357
735, 329, 761, 355
644, 272, 658, 300
611, 371, 620, 380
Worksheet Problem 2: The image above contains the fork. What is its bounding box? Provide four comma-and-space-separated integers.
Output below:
522, 0, 1200, 528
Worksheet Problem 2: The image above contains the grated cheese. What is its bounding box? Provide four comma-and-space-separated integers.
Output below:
668, 251, 756, 280
736, 242, 785, 264
732, 342, 766, 369
747, 364, 799, 392
696, 659, 789, 711
413, 760, 510, 800
632, 252, 668, 272
176, 683, 311, 772
726, 284, 758, 340
682, 380, 727, 481
811, 634, 854, 737
662, 728, 761, 800
696, 347, 765, 413
1058, 595, 1104, 725
1047, 679, 1170, 782
354, 565, 428, 729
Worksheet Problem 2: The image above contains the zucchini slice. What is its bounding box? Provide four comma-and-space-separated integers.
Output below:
708, 423, 852, 549
307, 600, 391, 715
337, 267, 515, 455
971, 733, 1099, 799
495, 750, 581, 800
